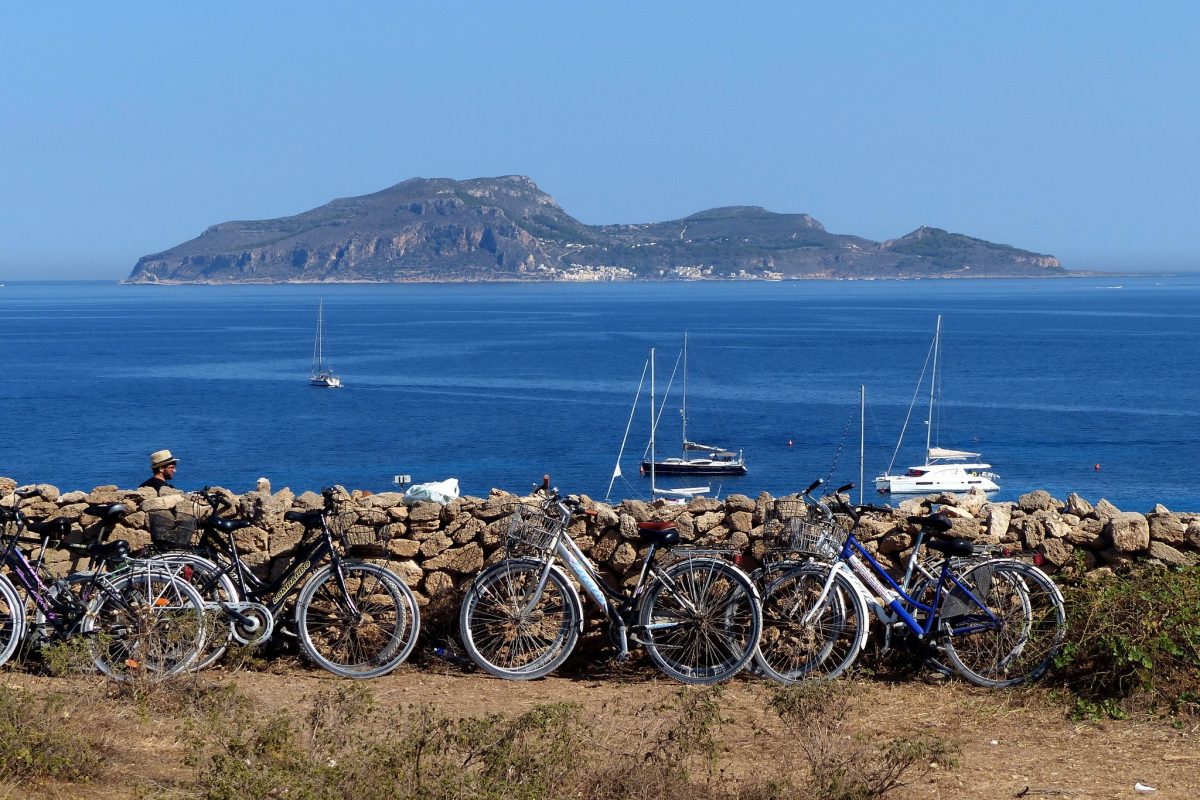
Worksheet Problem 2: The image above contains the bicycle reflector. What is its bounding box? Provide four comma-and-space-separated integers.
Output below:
154, 597, 170, 607
733, 553, 744, 567
1032, 552, 1045, 567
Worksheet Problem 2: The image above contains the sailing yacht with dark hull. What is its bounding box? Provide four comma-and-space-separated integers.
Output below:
639, 334, 747, 477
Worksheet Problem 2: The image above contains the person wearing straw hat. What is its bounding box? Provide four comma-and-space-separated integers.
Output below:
140, 449, 179, 491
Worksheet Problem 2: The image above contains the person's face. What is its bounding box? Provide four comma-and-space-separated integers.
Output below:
163, 462, 177, 479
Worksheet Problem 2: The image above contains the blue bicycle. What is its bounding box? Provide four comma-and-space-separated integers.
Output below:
754, 481, 1066, 688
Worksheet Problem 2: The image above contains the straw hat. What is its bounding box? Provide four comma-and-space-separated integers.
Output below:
149, 449, 179, 470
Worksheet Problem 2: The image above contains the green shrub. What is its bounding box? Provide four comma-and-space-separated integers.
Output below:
769, 681, 957, 800
0, 685, 106, 783
1057, 564, 1200, 717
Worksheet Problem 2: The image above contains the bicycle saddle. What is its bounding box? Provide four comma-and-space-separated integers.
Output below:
25, 517, 72, 539
925, 537, 978, 557
209, 516, 255, 533
637, 520, 680, 547
85, 503, 128, 524
905, 514, 954, 534
84, 539, 130, 561
284, 510, 323, 527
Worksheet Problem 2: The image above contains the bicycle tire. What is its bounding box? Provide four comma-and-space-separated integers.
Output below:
459, 558, 581, 680
639, 557, 762, 685
0, 573, 26, 669
941, 560, 1067, 688
82, 567, 208, 680
150, 553, 241, 671
754, 562, 869, 683
294, 561, 420, 679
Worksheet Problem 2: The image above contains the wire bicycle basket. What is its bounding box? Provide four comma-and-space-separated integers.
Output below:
330, 508, 391, 550
763, 499, 846, 559
149, 495, 206, 547
504, 502, 563, 555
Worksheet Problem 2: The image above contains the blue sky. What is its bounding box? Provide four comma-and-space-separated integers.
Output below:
2, 2, 1197, 279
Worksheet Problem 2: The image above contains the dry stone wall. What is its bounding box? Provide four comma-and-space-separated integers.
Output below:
2, 477, 1197, 608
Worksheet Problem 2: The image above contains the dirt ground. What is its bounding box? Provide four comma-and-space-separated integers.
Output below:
4, 661, 1199, 800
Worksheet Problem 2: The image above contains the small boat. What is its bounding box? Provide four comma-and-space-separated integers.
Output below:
875, 316, 998, 494
309, 300, 343, 388
639, 334, 746, 477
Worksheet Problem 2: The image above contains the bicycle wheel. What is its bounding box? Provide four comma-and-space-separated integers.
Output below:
459, 558, 581, 680
639, 557, 762, 685
82, 568, 208, 680
0, 574, 26, 669
295, 561, 419, 679
150, 553, 240, 671
754, 562, 869, 683
941, 560, 1067, 688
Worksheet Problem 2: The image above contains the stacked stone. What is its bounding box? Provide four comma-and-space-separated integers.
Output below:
2, 478, 1197, 610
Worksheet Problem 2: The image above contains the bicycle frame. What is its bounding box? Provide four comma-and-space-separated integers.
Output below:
518, 498, 705, 650
189, 517, 339, 622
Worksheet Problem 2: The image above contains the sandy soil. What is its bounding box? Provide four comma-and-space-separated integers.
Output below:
4, 662, 1198, 800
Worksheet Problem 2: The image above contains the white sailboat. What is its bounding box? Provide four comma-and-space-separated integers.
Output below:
605, 348, 709, 503
874, 316, 998, 494
640, 333, 746, 476
647, 347, 710, 500
309, 300, 343, 388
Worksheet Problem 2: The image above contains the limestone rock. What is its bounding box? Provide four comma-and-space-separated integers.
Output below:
295, 491, 324, 510
878, 531, 914, 554
1065, 519, 1104, 549
1148, 513, 1187, 546
423, 542, 484, 574
728, 510, 753, 533
724, 494, 755, 513
422, 570, 455, 596
1186, 522, 1200, 551
1103, 512, 1150, 553
390, 559, 423, 587
408, 501, 442, 524
610, 541, 639, 572
686, 497, 722, 514
693, 511, 725, 535
419, 533, 453, 558
1038, 538, 1073, 568
592, 530, 621, 563
983, 503, 1013, 543
1018, 490, 1058, 513
619, 500, 652, 522
1147, 541, 1196, 567
1094, 498, 1122, 520
1064, 493, 1094, 518
388, 538, 421, 558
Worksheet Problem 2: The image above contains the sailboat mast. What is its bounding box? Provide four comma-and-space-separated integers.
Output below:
680, 332, 688, 456
859, 384, 865, 505
926, 315, 941, 460
649, 347, 657, 493
313, 300, 324, 374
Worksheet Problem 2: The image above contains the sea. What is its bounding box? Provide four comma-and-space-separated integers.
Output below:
1, 277, 1197, 513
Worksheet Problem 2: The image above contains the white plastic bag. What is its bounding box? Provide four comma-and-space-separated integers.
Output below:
403, 478, 460, 506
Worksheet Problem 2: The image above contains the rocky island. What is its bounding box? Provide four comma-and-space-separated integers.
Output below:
126, 175, 1065, 283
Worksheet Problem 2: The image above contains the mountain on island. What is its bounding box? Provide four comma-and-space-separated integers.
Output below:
126, 175, 1064, 283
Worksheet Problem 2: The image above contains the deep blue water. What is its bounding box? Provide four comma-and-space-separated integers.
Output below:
1, 277, 1197, 512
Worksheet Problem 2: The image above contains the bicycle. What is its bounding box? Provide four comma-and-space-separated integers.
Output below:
145, 487, 420, 678
458, 484, 762, 684
753, 480, 1066, 688
0, 487, 208, 680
